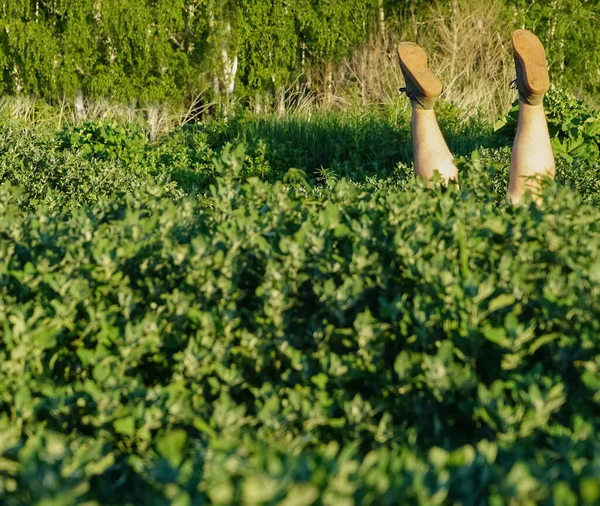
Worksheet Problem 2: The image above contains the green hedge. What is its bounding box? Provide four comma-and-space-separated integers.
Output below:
1, 152, 600, 504
0, 91, 600, 503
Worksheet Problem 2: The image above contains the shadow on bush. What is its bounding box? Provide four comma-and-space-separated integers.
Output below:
153, 102, 497, 191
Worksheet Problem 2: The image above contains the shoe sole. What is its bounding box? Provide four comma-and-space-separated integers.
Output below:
512, 30, 550, 96
397, 43, 442, 98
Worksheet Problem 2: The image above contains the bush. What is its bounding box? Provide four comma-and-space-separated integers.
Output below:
1, 131, 600, 503
0, 88, 599, 504
58, 122, 147, 164
0, 123, 173, 211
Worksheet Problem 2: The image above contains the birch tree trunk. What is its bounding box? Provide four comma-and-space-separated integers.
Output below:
254, 92, 262, 114
325, 61, 333, 106
410, 2, 418, 41
221, 25, 237, 117
147, 105, 159, 142
75, 89, 85, 120
378, 0, 386, 45
450, 0, 460, 80
277, 87, 285, 117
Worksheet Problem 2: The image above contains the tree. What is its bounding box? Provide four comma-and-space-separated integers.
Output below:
294, 0, 378, 102
0, 0, 212, 104
236, 0, 299, 111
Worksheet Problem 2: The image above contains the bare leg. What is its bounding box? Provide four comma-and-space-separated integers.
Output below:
507, 30, 554, 204
507, 101, 555, 204
396, 43, 457, 183
412, 108, 458, 182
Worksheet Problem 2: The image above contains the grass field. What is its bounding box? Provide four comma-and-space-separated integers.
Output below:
0, 88, 600, 505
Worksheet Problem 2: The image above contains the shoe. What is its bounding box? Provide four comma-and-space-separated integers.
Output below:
512, 30, 550, 106
396, 42, 442, 110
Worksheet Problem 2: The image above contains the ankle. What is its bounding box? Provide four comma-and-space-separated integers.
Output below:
411, 105, 436, 116
519, 99, 544, 110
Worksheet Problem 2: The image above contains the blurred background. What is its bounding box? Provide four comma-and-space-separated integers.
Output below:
1, 0, 599, 127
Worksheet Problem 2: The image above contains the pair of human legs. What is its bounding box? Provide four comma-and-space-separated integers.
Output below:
398, 29, 555, 204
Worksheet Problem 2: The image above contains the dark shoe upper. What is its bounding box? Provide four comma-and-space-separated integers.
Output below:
397, 42, 442, 110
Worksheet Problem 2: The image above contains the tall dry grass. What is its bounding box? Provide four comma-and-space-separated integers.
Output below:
330, 0, 516, 120
0, 94, 207, 137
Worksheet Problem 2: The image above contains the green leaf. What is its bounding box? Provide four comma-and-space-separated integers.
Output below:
280, 484, 320, 506
114, 417, 135, 437
242, 475, 278, 503
581, 477, 600, 505
311, 373, 328, 390
481, 218, 507, 236
157, 430, 188, 468
487, 294, 515, 314
553, 482, 577, 506
93, 361, 112, 383
482, 327, 511, 348
85, 453, 115, 476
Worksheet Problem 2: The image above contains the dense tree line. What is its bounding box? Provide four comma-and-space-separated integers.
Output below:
0, 0, 378, 104
0, 0, 598, 105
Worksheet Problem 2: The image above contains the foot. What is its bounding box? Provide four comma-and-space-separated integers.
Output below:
397, 43, 443, 110
512, 30, 550, 106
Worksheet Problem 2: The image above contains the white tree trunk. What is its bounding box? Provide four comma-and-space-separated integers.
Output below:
221, 22, 238, 99
277, 88, 285, 116
378, 0, 386, 43
254, 92, 264, 114
325, 62, 333, 106
147, 105, 159, 142
75, 90, 85, 120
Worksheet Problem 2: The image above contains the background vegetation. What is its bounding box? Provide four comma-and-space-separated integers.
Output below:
2, 0, 600, 117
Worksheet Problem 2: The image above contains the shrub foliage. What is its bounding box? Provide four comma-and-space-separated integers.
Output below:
0, 90, 599, 503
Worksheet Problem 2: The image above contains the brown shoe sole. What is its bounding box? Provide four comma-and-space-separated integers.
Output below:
512, 30, 550, 95
397, 42, 442, 98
